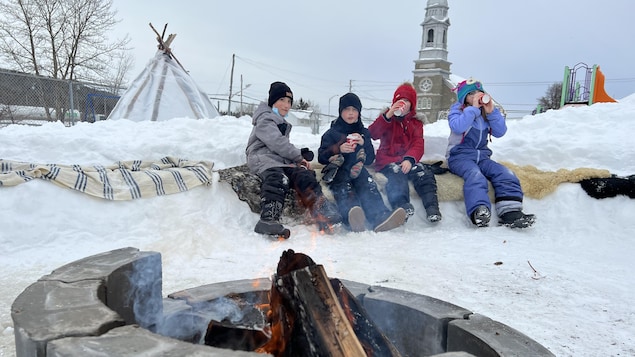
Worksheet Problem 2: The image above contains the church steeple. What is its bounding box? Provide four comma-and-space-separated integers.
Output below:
412, 0, 454, 124
419, 0, 450, 61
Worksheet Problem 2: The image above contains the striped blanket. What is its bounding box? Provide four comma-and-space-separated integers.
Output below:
0, 156, 213, 200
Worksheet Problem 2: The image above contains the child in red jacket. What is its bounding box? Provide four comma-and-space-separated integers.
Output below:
368, 82, 441, 223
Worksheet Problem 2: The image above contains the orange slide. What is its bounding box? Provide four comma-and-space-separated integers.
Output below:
591, 66, 617, 104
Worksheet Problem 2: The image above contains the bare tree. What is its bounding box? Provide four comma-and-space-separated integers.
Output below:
537, 82, 562, 112
0, 0, 130, 81
0, 0, 131, 121
108, 50, 134, 95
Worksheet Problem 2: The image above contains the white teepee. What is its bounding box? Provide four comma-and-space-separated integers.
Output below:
108, 24, 219, 121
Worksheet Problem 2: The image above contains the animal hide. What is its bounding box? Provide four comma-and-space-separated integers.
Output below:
218, 162, 614, 219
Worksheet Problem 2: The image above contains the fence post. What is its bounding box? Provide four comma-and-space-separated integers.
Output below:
68, 79, 75, 126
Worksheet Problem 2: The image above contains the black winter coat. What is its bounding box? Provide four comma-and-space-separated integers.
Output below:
318, 117, 375, 166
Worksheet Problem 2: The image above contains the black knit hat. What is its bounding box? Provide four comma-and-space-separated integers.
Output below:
267, 81, 293, 107
338, 92, 362, 114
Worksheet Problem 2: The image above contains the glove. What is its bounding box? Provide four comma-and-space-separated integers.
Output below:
301, 147, 314, 161
425, 161, 449, 175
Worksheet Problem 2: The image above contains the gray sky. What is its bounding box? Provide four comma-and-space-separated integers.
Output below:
110, 0, 635, 118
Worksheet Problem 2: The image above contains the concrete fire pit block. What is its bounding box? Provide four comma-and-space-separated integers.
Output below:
168, 278, 272, 304
46, 324, 267, 357
361, 285, 472, 357
40, 247, 163, 331
447, 313, 555, 356
11, 280, 125, 357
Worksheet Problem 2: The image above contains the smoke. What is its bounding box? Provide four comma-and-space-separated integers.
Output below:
123, 253, 163, 331
155, 295, 266, 345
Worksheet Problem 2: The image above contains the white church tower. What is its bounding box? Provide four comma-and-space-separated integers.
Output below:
413, 0, 455, 123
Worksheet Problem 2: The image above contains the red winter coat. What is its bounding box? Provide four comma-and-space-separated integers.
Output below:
368, 111, 425, 171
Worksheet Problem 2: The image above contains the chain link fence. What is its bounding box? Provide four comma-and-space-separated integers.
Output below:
0, 69, 124, 128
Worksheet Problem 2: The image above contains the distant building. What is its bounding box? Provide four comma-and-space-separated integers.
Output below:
413, 0, 455, 124
286, 109, 324, 134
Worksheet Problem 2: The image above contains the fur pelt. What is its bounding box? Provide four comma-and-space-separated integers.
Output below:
312, 161, 612, 201
499, 162, 612, 199
217, 162, 615, 217
579, 175, 635, 199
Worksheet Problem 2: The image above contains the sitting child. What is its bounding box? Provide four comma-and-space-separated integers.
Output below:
447, 78, 535, 228
368, 82, 442, 223
318, 93, 406, 232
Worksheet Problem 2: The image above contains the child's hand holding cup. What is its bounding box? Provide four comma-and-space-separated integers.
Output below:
393, 100, 406, 116
342, 133, 362, 153
347, 134, 358, 148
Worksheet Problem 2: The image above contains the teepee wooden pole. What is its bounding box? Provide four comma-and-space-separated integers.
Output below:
149, 23, 187, 73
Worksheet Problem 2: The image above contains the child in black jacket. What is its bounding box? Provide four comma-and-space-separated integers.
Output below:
318, 93, 406, 232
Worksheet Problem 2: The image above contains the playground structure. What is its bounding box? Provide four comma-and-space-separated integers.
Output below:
560, 62, 617, 108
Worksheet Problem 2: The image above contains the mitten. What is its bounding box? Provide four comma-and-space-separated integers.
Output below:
301, 147, 314, 161
328, 154, 345, 166
350, 148, 366, 179
426, 161, 449, 175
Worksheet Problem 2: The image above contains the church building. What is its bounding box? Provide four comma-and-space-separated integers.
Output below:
413, 0, 455, 123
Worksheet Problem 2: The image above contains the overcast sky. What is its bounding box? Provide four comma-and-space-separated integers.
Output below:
110, 0, 634, 118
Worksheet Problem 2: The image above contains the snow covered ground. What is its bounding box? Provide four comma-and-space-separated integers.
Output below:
1, 97, 635, 356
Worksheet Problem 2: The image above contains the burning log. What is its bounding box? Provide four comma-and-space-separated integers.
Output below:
203, 250, 401, 356
256, 249, 401, 357
205, 318, 269, 351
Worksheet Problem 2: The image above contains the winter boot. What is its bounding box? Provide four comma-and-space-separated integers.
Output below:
350, 148, 366, 179
321, 154, 345, 183
425, 206, 442, 223
400, 202, 415, 221
374, 207, 407, 233
410, 163, 442, 223
255, 200, 290, 239
470, 205, 491, 228
347, 206, 366, 232
499, 210, 536, 229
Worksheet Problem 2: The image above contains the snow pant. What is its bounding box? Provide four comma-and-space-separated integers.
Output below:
329, 167, 390, 226
380, 163, 440, 213
447, 157, 523, 218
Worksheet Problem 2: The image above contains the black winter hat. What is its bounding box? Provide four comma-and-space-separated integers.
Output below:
339, 92, 362, 114
268, 81, 293, 107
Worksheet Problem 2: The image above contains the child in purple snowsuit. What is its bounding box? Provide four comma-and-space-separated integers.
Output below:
446, 78, 535, 228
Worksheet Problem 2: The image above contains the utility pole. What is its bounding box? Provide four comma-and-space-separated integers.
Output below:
228, 53, 235, 115
349, 79, 353, 92
240, 74, 244, 116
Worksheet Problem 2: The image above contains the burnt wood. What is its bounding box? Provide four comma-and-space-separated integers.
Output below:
204, 319, 269, 351
258, 249, 366, 356
331, 278, 402, 356
257, 249, 401, 357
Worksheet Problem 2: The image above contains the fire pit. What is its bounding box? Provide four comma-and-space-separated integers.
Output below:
11, 247, 554, 356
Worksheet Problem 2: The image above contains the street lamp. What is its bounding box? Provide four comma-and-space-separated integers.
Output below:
228, 76, 251, 117
239, 78, 251, 116
328, 94, 338, 118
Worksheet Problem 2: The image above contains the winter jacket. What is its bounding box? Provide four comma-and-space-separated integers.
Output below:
446, 102, 507, 163
368, 110, 424, 171
317, 117, 375, 166
246, 102, 303, 175
446, 102, 523, 216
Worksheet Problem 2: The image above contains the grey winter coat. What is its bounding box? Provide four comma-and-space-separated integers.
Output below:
246, 102, 303, 175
